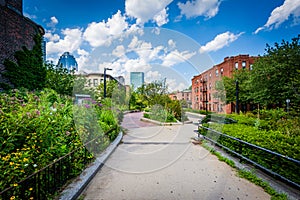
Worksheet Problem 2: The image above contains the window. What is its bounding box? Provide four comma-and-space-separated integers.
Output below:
93, 79, 98, 87
242, 61, 246, 69
209, 73, 212, 78
209, 83, 212, 89
250, 64, 253, 70
220, 68, 224, 75
216, 69, 219, 77
235, 62, 238, 70
88, 79, 92, 87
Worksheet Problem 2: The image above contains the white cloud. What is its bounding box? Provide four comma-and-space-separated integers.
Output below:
166, 79, 186, 92
125, 0, 172, 25
83, 10, 128, 47
168, 39, 176, 49
199, 31, 243, 54
112, 45, 126, 57
76, 49, 90, 70
46, 28, 83, 55
44, 30, 60, 42
145, 70, 162, 83
47, 16, 58, 28
153, 8, 169, 26
255, 0, 300, 34
177, 0, 221, 19
162, 49, 196, 67
123, 58, 151, 72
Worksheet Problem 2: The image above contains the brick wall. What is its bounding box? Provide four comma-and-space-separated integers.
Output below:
0, 0, 44, 86
192, 55, 258, 114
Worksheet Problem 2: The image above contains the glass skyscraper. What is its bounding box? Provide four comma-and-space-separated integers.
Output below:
57, 52, 78, 72
130, 72, 144, 90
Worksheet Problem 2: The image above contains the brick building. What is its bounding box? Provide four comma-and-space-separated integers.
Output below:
169, 89, 192, 108
0, 0, 44, 84
191, 55, 257, 114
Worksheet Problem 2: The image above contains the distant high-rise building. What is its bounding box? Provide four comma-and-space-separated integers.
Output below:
57, 52, 78, 72
130, 72, 144, 90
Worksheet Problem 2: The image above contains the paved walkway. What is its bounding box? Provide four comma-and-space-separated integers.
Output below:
81, 112, 270, 200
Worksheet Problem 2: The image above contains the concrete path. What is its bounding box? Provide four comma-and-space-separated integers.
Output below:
81, 112, 270, 200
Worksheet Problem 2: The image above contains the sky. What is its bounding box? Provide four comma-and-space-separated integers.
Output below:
24, 0, 300, 91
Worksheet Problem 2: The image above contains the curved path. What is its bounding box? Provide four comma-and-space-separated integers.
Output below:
81, 112, 270, 200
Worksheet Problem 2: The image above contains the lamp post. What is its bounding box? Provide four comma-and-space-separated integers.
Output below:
104, 68, 112, 98
235, 80, 239, 114
286, 99, 290, 113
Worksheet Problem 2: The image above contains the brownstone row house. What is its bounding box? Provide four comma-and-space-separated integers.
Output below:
191, 55, 257, 114
0, 0, 45, 86
169, 89, 192, 108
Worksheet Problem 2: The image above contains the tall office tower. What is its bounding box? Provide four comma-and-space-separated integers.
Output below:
130, 72, 144, 90
57, 52, 78, 72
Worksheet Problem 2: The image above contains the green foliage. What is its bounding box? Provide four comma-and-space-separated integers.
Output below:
250, 35, 300, 108
0, 88, 121, 198
0, 89, 91, 193
95, 79, 119, 99
216, 35, 300, 111
200, 111, 300, 186
2, 35, 46, 91
45, 63, 75, 96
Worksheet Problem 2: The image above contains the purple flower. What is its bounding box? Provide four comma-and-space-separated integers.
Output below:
84, 104, 91, 108
36, 110, 40, 116
97, 103, 103, 107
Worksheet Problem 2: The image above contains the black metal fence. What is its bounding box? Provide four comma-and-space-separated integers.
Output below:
199, 126, 300, 190
0, 128, 115, 200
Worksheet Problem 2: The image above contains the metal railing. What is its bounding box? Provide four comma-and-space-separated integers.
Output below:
199, 126, 300, 190
0, 128, 116, 200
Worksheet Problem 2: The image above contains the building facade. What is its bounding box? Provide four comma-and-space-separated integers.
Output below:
130, 72, 144, 90
169, 89, 192, 108
77, 72, 124, 88
57, 52, 78, 72
191, 55, 257, 114
0, 0, 45, 86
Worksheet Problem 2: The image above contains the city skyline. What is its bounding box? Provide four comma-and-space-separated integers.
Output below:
24, 0, 300, 91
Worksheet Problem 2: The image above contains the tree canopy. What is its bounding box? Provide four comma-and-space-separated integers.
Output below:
219, 34, 300, 111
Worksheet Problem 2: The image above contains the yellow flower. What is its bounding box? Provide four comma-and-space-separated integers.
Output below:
10, 196, 15, 200
23, 158, 29, 162
13, 183, 18, 187
29, 187, 33, 191
30, 197, 34, 200
9, 162, 14, 166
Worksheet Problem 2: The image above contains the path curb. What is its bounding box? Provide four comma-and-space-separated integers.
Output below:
59, 131, 123, 200
140, 117, 182, 126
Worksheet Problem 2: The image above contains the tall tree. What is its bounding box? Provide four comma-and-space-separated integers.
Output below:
250, 34, 300, 108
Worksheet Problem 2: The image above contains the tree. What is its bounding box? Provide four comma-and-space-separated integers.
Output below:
137, 80, 167, 106
250, 34, 300, 109
219, 69, 252, 105
2, 34, 46, 91
45, 62, 75, 96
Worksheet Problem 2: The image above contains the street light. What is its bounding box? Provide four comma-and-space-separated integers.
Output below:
286, 99, 290, 113
104, 68, 112, 98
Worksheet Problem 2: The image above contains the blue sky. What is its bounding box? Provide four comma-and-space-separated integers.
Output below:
24, 0, 300, 91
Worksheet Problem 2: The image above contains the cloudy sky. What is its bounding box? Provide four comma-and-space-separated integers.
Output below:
24, 0, 300, 91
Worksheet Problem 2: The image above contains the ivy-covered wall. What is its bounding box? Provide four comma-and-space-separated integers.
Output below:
0, 0, 44, 88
